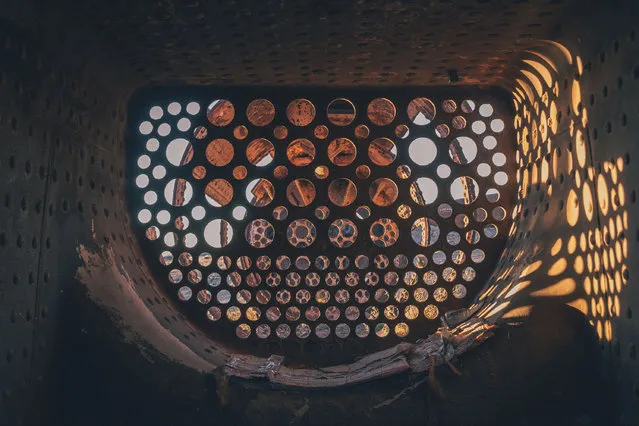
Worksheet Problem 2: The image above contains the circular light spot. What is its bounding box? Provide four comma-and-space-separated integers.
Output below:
152, 165, 166, 179
408, 137, 437, 165
494, 171, 508, 186
327, 98, 356, 126
483, 136, 497, 150
491, 119, 505, 133
479, 104, 494, 117
144, 191, 157, 205
492, 152, 507, 166
409, 177, 438, 205
472, 121, 486, 134
146, 138, 160, 152
477, 163, 491, 177
191, 205, 205, 220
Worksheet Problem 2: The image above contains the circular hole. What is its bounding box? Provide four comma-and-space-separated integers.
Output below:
471, 249, 485, 263
327, 98, 356, 126
246, 179, 275, 207
491, 119, 505, 133
356, 165, 371, 179
328, 138, 357, 166
486, 188, 499, 203
167, 102, 182, 115
164, 178, 193, 206
492, 206, 506, 221
152, 165, 166, 179
368, 138, 397, 166
246, 138, 275, 167
328, 178, 357, 207
408, 137, 437, 166
205, 179, 233, 207
273, 165, 288, 179
245, 219, 275, 248
461, 100, 476, 113
484, 224, 498, 238
409, 177, 438, 205
207, 99, 235, 126
273, 125, 288, 140
146, 138, 160, 152
191, 205, 206, 220
166, 139, 194, 167
369, 178, 398, 206
287, 138, 315, 166
354, 124, 370, 139
177, 118, 191, 132
157, 210, 171, 225
473, 208, 488, 222
139, 121, 153, 135
479, 104, 494, 117
483, 135, 497, 149
442, 99, 457, 113
446, 231, 460, 245
314, 125, 329, 139
232, 166, 247, 180
407, 98, 436, 125
449, 136, 478, 164
206, 139, 234, 166
135, 174, 149, 188
438, 203, 453, 218
411, 217, 440, 247
272, 206, 289, 221
314, 165, 329, 179
203, 219, 233, 248
395, 124, 410, 139
451, 177, 480, 204
356, 205, 371, 219
137, 155, 151, 169
184, 234, 198, 248
369, 218, 400, 247
164, 232, 177, 247
192, 166, 206, 180
178, 286, 192, 300
397, 165, 412, 179
287, 219, 317, 248
144, 191, 157, 205
246, 99, 275, 126
492, 152, 507, 166
149, 106, 163, 120
437, 164, 451, 178
367, 98, 396, 126
328, 219, 359, 248
186, 102, 200, 115
477, 163, 491, 177
397, 204, 412, 219
494, 171, 508, 186
287, 99, 315, 126
435, 124, 450, 138
233, 125, 248, 140
193, 126, 208, 140
232, 206, 247, 220
138, 209, 152, 224
315, 206, 330, 220
452, 116, 467, 130
472, 121, 487, 134
287, 178, 316, 207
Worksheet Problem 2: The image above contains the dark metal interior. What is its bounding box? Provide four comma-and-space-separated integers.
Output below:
1, 0, 639, 425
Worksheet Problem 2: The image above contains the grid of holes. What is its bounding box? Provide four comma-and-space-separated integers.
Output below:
131, 93, 514, 341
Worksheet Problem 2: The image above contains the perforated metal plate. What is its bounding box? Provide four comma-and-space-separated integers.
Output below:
127, 87, 516, 359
